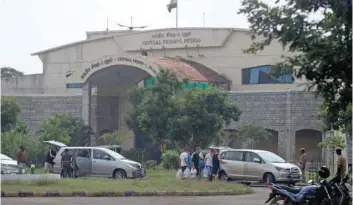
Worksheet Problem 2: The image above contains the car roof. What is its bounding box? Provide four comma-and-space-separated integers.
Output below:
223, 149, 271, 153
0, 153, 13, 160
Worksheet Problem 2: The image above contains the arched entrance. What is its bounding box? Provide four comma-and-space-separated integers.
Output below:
79, 56, 231, 149
295, 129, 322, 162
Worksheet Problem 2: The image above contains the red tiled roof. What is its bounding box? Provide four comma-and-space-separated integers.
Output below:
143, 56, 229, 83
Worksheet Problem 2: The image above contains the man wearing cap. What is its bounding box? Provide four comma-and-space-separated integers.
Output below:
16, 145, 27, 174
299, 148, 307, 182
336, 148, 347, 181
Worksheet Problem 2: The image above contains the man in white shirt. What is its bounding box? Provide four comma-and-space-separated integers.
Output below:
205, 149, 214, 181
179, 149, 189, 175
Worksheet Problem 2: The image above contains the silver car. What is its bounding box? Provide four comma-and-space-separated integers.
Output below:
44, 141, 145, 179
219, 149, 303, 184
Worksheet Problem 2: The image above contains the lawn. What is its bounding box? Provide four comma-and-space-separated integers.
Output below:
1, 168, 253, 194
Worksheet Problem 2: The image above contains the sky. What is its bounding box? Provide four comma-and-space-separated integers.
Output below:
0, 0, 253, 74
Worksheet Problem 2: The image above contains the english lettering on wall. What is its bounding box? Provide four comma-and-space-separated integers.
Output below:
142, 31, 202, 47
81, 57, 157, 80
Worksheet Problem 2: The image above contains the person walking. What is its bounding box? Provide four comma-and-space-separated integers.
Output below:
299, 148, 307, 182
336, 148, 347, 181
44, 147, 57, 173
211, 150, 220, 181
179, 148, 189, 179
192, 147, 201, 179
61, 149, 72, 178
205, 149, 214, 181
16, 145, 27, 174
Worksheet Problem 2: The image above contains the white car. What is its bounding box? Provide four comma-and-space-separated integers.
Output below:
0, 153, 22, 174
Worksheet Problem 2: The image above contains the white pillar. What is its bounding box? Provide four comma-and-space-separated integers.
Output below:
82, 81, 93, 144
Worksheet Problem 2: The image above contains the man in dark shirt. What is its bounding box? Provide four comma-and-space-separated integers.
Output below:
44, 148, 57, 173
211, 150, 220, 181
192, 147, 201, 179
61, 149, 72, 178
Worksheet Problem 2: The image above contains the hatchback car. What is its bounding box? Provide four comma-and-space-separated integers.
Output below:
218, 149, 302, 184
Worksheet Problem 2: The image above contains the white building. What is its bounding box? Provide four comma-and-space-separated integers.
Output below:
2, 27, 324, 161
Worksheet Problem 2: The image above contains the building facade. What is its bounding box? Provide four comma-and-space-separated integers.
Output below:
1, 27, 325, 161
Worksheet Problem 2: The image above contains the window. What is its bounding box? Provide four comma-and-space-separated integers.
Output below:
242, 65, 293, 84
76, 149, 91, 158
245, 152, 261, 163
225, 151, 244, 161
66, 83, 83, 88
93, 149, 113, 160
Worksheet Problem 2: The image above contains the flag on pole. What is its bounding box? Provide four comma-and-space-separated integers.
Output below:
167, 0, 178, 12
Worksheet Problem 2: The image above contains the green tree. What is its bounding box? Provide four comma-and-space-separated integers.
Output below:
1, 67, 24, 79
38, 113, 94, 146
238, 0, 352, 132
1, 130, 43, 163
318, 135, 346, 151
133, 69, 183, 145
319, 103, 352, 136
217, 129, 239, 147
237, 124, 273, 149
100, 130, 127, 145
1, 97, 21, 132
126, 70, 242, 149
171, 88, 241, 148
38, 113, 77, 144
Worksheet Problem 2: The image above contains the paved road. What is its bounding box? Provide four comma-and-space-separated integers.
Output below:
2, 188, 269, 205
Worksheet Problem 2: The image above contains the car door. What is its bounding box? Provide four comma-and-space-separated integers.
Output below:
54, 148, 77, 174
244, 151, 264, 181
221, 151, 245, 180
76, 148, 92, 177
92, 149, 115, 177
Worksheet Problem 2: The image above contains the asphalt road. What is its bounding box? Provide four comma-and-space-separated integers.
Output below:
2, 188, 270, 205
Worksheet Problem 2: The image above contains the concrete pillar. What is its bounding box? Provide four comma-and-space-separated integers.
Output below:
285, 90, 296, 162
278, 130, 286, 159
82, 81, 95, 145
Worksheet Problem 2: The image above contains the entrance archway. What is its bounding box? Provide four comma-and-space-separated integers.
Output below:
80, 56, 231, 149
295, 129, 322, 162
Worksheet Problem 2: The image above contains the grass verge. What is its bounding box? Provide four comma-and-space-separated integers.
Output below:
1, 169, 253, 195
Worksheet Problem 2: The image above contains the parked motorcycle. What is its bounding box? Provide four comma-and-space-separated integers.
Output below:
327, 170, 352, 205
265, 166, 332, 205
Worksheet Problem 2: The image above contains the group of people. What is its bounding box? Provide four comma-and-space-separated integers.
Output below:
179, 147, 222, 181
299, 147, 349, 182
14, 145, 74, 177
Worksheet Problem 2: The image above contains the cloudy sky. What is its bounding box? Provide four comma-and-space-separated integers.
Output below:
0, 0, 253, 74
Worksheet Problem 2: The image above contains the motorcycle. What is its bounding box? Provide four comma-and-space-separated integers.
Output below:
327, 171, 352, 205
265, 181, 320, 205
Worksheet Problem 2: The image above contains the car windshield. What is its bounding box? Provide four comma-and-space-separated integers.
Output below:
0, 154, 12, 160
257, 151, 286, 163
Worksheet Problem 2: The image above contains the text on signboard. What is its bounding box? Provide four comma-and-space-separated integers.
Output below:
81, 57, 157, 80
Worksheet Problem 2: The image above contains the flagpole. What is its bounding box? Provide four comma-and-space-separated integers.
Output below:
176, 4, 178, 28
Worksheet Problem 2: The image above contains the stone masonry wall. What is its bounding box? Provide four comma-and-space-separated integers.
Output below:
2, 91, 323, 160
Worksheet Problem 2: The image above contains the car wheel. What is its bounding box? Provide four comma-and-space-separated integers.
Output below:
264, 173, 275, 184
113, 169, 126, 179
219, 171, 229, 181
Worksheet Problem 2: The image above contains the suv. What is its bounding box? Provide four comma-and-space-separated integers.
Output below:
43, 141, 145, 179
218, 149, 302, 184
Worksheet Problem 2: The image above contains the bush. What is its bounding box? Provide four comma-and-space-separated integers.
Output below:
161, 150, 179, 170
1, 130, 44, 164
121, 148, 147, 163
144, 160, 157, 169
